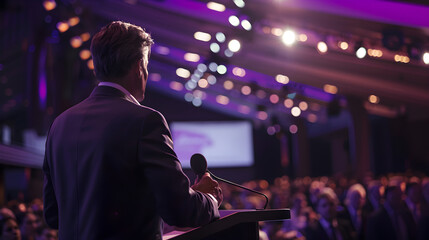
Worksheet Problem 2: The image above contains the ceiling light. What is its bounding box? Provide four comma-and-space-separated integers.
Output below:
176, 68, 190, 78
241, 20, 252, 31
216, 32, 226, 43
169, 81, 184, 91
368, 95, 380, 104
216, 95, 229, 105
198, 79, 209, 88
269, 94, 279, 104
323, 84, 338, 94
241, 85, 251, 95
298, 34, 307, 42
207, 75, 217, 85
299, 101, 308, 111
228, 39, 241, 52
424, 52, 429, 64
184, 53, 200, 62
356, 47, 367, 59
284, 99, 293, 108
79, 50, 91, 60
275, 74, 289, 84
223, 80, 234, 90
291, 107, 301, 117
155, 46, 170, 55
43, 0, 56, 11
194, 31, 211, 42
210, 42, 220, 53
232, 67, 246, 77
281, 30, 296, 46
207, 2, 225, 12
197, 63, 207, 72
208, 62, 218, 72
317, 41, 328, 54
339, 41, 349, 50
228, 16, 240, 27
289, 124, 298, 134
70, 36, 82, 48
217, 65, 227, 74
233, 0, 245, 8
56, 22, 69, 32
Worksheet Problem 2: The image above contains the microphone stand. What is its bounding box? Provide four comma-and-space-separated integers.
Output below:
207, 170, 269, 210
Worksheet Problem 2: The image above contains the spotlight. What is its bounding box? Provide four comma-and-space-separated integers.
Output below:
317, 41, 328, 54
356, 47, 367, 59
215, 32, 226, 43
338, 41, 348, 50
241, 19, 252, 31
233, 0, 245, 8
228, 39, 241, 52
210, 43, 220, 53
423, 52, 429, 64
207, 2, 225, 12
228, 15, 240, 26
194, 31, 211, 42
281, 30, 296, 46
355, 41, 366, 59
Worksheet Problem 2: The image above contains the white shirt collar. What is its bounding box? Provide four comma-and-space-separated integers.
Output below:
98, 82, 140, 105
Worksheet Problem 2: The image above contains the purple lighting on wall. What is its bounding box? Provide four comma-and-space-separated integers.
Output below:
38, 47, 47, 109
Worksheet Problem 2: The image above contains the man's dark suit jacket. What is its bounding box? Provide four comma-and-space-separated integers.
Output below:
43, 86, 219, 240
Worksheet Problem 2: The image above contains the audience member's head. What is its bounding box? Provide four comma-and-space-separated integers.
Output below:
35, 226, 57, 240
384, 185, 403, 209
309, 180, 325, 206
0, 217, 21, 240
291, 192, 308, 211
315, 187, 339, 222
405, 181, 422, 204
345, 183, 366, 210
19, 213, 39, 239
0, 209, 15, 222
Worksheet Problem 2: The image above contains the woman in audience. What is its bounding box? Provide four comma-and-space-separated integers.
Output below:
0, 217, 21, 240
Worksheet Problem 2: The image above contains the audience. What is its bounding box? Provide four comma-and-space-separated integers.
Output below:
0, 172, 427, 240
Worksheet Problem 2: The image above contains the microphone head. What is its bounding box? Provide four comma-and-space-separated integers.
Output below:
190, 153, 207, 176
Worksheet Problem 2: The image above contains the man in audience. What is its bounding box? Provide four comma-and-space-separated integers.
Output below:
363, 180, 383, 214
338, 184, 367, 240
305, 187, 353, 240
366, 184, 415, 240
404, 181, 422, 224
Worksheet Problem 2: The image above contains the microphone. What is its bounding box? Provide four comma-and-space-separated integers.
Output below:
190, 153, 269, 210
190, 153, 207, 179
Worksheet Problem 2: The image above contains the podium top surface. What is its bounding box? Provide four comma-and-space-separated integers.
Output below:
163, 209, 290, 240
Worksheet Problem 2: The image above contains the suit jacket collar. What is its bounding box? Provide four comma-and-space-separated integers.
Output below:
90, 85, 128, 99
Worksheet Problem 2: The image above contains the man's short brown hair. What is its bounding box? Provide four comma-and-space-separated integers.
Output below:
90, 21, 154, 81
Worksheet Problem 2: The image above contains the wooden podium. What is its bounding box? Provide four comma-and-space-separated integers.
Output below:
163, 209, 290, 240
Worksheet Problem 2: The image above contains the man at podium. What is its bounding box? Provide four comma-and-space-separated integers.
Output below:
43, 21, 222, 240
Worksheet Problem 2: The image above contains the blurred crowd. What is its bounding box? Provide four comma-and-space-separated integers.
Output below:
0, 198, 57, 240
219, 172, 429, 240
1, 172, 428, 240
